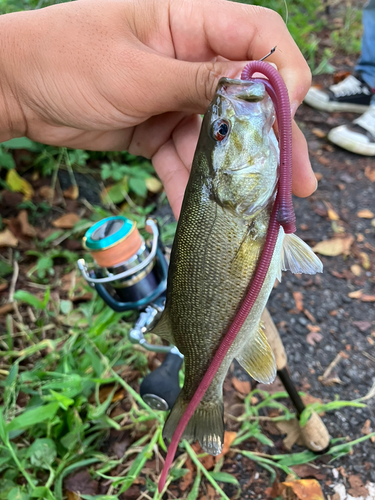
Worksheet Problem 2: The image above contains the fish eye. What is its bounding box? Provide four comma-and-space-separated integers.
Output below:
212, 119, 230, 142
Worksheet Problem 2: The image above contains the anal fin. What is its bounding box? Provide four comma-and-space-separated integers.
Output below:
236, 321, 276, 384
279, 232, 323, 280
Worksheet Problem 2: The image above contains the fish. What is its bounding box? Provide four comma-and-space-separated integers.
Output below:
151, 77, 322, 456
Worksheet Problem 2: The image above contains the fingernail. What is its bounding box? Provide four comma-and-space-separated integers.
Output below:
313, 175, 319, 193
291, 100, 300, 118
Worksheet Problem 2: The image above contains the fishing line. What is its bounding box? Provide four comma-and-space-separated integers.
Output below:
158, 62, 296, 491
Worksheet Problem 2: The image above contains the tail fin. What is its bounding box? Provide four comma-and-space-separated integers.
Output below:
163, 392, 224, 456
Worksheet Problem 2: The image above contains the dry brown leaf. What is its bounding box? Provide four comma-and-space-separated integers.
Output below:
18, 210, 37, 237
350, 264, 362, 276
180, 457, 194, 492
307, 324, 321, 333
361, 419, 372, 435
361, 294, 375, 302
0, 229, 18, 248
360, 252, 371, 270
39, 185, 55, 201
215, 431, 237, 461
63, 185, 79, 200
306, 331, 323, 346
278, 479, 324, 500
290, 465, 326, 480
353, 321, 371, 332
276, 419, 304, 450
303, 309, 316, 323
312, 235, 353, 257
0, 302, 15, 316
348, 475, 369, 498
232, 377, 251, 394
293, 291, 303, 312
323, 202, 340, 221
191, 442, 214, 470
206, 484, 216, 500
314, 172, 323, 181
53, 213, 80, 229
364, 166, 375, 182
348, 289, 363, 299
357, 209, 374, 219
312, 128, 326, 138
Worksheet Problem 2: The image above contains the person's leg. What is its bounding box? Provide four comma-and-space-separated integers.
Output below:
355, 0, 375, 91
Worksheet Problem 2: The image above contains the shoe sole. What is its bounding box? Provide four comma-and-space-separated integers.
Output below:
328, 129, 375, 156
304, 94, 370, 113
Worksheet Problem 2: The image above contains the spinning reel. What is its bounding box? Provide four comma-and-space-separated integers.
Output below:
78, 216, 183, 411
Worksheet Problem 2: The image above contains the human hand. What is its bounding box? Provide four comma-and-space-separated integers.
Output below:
0, 0, 315, 218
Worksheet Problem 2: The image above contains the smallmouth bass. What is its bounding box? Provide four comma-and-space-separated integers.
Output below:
152, 77, 322, 455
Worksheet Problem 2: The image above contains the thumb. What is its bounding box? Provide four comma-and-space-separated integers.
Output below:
137, 55, 250, 115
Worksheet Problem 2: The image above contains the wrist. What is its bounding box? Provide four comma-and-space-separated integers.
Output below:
0, 13, 27, 142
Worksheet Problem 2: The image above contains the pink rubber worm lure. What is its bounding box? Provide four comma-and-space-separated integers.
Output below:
158, 61, 296, 492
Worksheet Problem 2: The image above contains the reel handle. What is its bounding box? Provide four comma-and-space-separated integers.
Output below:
140, 352, 183, 411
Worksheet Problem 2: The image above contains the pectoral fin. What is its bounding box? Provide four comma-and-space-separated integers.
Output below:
236, 322, 276, 384
149, 307, 174, 344
278, 232, 323, 281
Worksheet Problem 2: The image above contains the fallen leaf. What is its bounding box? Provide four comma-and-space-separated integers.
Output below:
323, 202, 340, 221
350, 264, 362, 277
52, 213, 80, 229
312, 128, 326, 138
307, 324, 321, 333
314, 172, 323, 181
17, 210, 36, 237
232, 377, 251, 394
360, 252, 371, 270
278, 479, 324, 500
0, 303, 15, 316
361, 419, 372, 435
6, 169, 34, 200
293, 291, 304, 312
357, 209, 374, 219
348, 289, 363, 299
361, 295, 375, 302
180, 457, 194, 491
64, 470, 98, 496
145, 177, 163, 193
206, 484, 216, 500
348, 475, 369, 498
276, 419, 304, 450
290, 465, 326, 480
303, 309, 316, 323
66, 492, 81, 500
215, 431, 237, 461
0, 229, 18, 248
306, 331, 323, 346
364, 166, 375, 182
191, 442, 214, 470
39, 185, 55, 202
63, 185, 79, 200
352, 321, 371, 332
313, 235, 353, 256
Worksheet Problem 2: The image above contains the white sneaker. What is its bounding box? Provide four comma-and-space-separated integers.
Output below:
304, 74, 373, 113
328, 106, 375, 156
